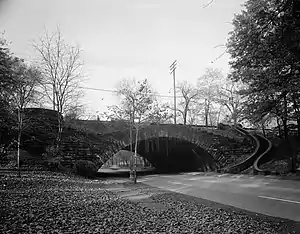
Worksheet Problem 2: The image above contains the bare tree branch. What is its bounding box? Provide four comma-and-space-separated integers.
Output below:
33, 27, 84, 146
202, 0, 215, 9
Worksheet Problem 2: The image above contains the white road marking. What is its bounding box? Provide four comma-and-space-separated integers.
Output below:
240, 183, 261, 188
201, 180, 219, 183
138, 179, 151, 182
161, 175, 176, 178
169, 181, 183, 185
217, 174, 229, 177
186, 172, 202, 176
169, 181, 191, 186
231, 175, 244, 179
169, 185, 192, 192
187, 177, 201, 181
258, 195, 300, 204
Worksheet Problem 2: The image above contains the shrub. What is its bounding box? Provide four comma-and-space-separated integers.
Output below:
44, 145, 62, 158
73, 160, 97, 178
217, 123, 228, 130
44, 157, 63, 171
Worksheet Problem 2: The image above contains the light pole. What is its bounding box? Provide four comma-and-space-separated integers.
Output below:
170, 60, 177, 124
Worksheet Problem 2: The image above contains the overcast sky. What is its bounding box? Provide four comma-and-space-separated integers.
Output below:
0, 0, 246, 117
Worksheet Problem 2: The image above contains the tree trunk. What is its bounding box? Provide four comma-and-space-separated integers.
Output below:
129, 124, 133, 152
56, 110, 63, 149
183, 111, 187, 125
52, 83, 56, 110
133, 121, 139, 184
288, 140, 297, 173
232, 111, 238, 125
129, 117, 133, 169
142, 157, 147, 167
217, 105, 222, 124
283, 95, 296, 172
283, 95, 289, 139
276, 117, 282, 138
134, 123, 139, 165
209, 112, 212, 126
17, 130, 21, 178
282, 117, 288, 140
297, 118, 300, 136
17, 108, 22, 178
204, 99, 209, 127
205, 109, 209, 127
261, 123, 266, 137
291, 96, 300, 136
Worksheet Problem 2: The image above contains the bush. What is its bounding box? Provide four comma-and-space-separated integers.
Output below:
218, 123, 228, 130
43, 157, 63, 171
73, 160, 97, 178
44, 145, 63, 158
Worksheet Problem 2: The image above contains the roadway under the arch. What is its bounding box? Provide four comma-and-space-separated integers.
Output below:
123, 137, 216, 173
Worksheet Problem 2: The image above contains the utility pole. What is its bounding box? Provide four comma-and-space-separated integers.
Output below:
170, 60, 177, 124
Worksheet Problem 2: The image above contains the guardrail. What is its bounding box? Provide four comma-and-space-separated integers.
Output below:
253, 134, 273, 175
225, 126, 260, 174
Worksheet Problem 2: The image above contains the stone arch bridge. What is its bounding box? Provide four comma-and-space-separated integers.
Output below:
95, 124, 250, 172
15, 108, 253, 173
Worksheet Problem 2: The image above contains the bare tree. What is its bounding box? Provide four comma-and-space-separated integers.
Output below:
217, 79, 244, 125
146, 101, 173, 124
10, 60, 42, 177
105, 78, 156, 182
33, 27, 83, 146
176, 81, 199, 125
117, 78, 155, 143
202, 0, 216, 8
187, 101, 203, 125
197, 68, 224, 127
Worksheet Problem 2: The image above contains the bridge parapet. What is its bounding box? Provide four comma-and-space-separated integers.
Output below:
101, 124, 250, 162
55, 123, 255, 171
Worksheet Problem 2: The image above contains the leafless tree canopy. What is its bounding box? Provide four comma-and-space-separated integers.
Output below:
33, 28, 83, 116
176, 81, 199, 125
33, 27, 84, 145
197, 68, 224, 126
217, 79, 244, 124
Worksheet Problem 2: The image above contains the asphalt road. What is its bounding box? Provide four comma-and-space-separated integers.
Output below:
138, 172, 300, 222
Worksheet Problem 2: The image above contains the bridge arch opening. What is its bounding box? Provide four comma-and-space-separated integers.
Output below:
122, 137, 215, 173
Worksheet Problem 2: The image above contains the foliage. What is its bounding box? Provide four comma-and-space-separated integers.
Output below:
0, 34, 43, 174
73, 160, 97, 178
227, 0, 300, 138
146, 101, 173, 124
43, 145, 63, 158
115, 78, 155, 123
227, 0, 300, 170
43, 157, 64, 171
0, 33, 16, 149
0, 33, 15, 100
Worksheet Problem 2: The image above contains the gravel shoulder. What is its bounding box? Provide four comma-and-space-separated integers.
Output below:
1, 171, 299, 234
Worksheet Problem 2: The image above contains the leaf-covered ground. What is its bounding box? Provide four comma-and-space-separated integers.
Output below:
1, 171, 299, 233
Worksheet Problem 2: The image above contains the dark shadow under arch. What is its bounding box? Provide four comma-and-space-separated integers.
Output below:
122, 137, 216, 173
